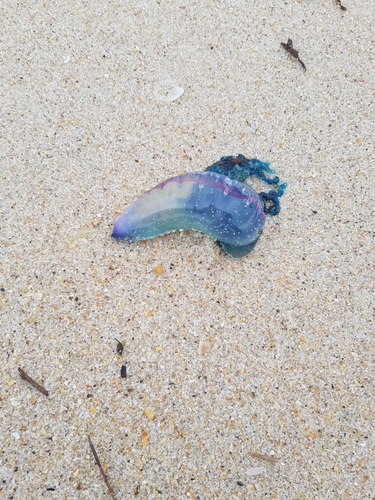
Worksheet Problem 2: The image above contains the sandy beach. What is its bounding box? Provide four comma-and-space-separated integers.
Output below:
1, 0, 374, 498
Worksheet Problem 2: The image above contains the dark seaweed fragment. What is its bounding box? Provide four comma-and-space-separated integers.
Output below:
18, 367, 49, 396
336, 0, 347, 10
115, 339, 124, 356
281, 39, 306, 71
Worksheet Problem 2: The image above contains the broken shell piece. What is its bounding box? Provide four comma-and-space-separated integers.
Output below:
154, 81, 184, 102
163, 85, 184, 102
199, 340, 211, 355
246, 467, 264, 476
142, 430, 148, 448
145, 408, 156, 421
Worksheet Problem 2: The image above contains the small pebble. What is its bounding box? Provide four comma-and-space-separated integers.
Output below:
246, 467, 264, 476
144, 408, 156, 421
142, 430, 148, 448
121, 365, 127, 378
199, 340, 211, 355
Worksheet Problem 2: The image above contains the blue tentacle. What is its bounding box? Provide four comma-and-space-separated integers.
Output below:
206, 154, 287, 216
259, 183, 288, 216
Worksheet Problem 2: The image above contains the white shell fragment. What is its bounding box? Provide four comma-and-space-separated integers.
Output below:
246, 467, 264, 476
154, 81, 184, 102
163, 85, 184, 102
199, 340, 211, 355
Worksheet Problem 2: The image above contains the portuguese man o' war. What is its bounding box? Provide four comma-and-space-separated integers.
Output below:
112, 154, 287, 258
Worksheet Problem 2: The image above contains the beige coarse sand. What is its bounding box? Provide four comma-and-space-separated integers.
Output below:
1, 0, 374, 498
